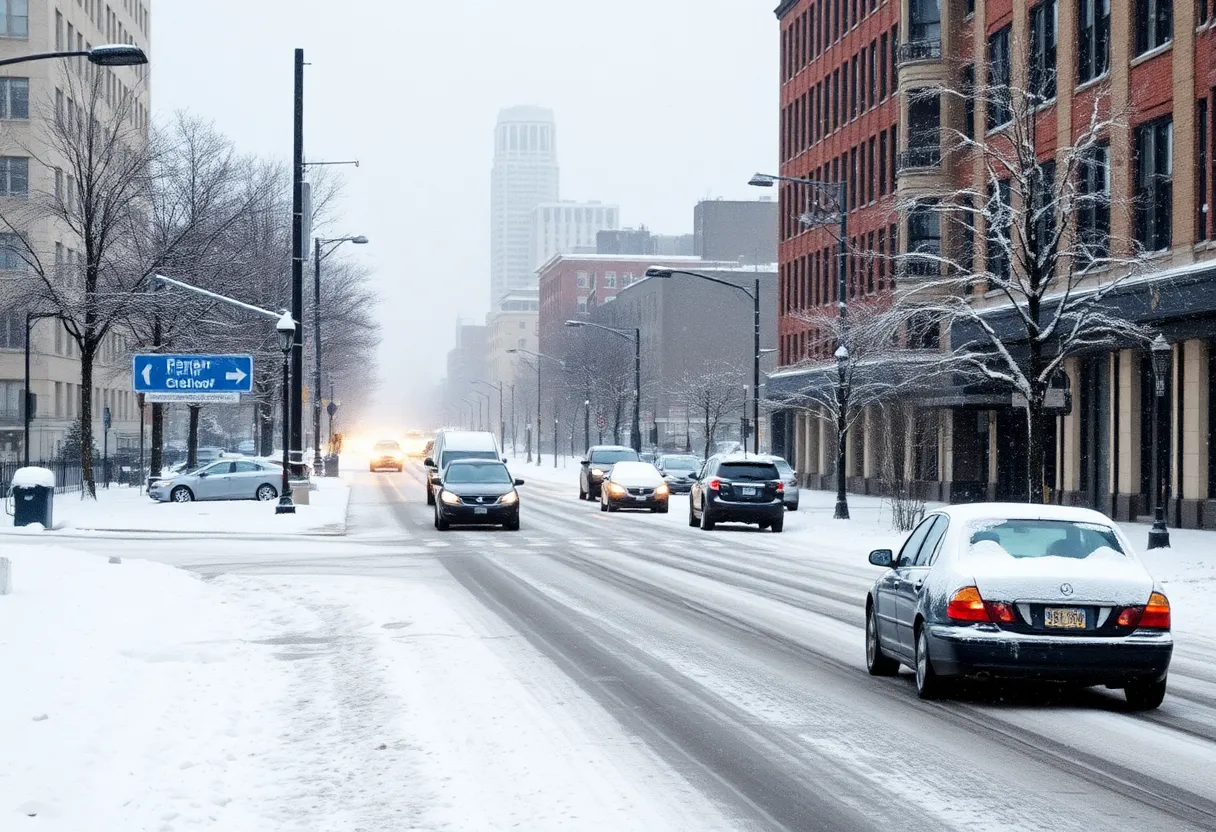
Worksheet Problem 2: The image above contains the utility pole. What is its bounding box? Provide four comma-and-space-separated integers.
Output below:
289, 48, 305, 475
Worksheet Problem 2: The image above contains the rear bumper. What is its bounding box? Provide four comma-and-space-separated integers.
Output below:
438, 503, 519, 525
706, 500, 784, 524
927, 624, 1173, 683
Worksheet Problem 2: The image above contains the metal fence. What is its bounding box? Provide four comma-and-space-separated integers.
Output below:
0, 454, 143, 496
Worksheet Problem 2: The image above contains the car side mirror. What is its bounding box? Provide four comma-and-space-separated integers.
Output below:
514, 478, 525, 486
198, 471, 209, 478
580, 457, 590, 465
868, 549, 894, 568
502, 456, 508, 463
689, 471, 699, 479
423, 457, 435, 468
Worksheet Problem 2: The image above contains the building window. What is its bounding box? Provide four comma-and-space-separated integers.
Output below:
1135, 0, 1172, 55
517, 338, 526, 349
1077, 142, 1111, 264
986, 179, 1012, 282
1077, 0, 1110, 83
909, 0, 942, 43
961, 65, 975, 139
577, 296, 587, 314
604, 271, 617, 288
575, 270, 589, 288
987, 26, 1013, 130
0, 0, 29, 37
1198, 98, 1209, 241
1135, 118, 1173, 252
907, 200, 941, 276
1029, 0, 1058, 102
0, 156, 28, 197
879, 33, 888, 99
0, 77, 27, 120
0, 231, 22, 269
1030, 160, 1057, 260
869, 41, 877, 106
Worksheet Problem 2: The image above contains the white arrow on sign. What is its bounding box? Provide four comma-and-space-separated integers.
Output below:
141, 364, 152, 386
225, 368, 247, 384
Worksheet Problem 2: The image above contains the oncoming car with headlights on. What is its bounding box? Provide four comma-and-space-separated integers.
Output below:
600, 461, 669, 513
864, 503, 1173, 710
578, 445, 639, 501
369, 439, 405, 472
433, 459, 524, 531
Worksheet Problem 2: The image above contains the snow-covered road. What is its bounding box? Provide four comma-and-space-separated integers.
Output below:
8, 462, 1216, 830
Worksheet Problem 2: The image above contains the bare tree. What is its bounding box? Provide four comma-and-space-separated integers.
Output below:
897, 71, 1150, 502
674, 359, 745, 460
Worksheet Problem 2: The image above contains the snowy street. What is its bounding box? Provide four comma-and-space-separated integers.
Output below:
4, 463, 1216, 830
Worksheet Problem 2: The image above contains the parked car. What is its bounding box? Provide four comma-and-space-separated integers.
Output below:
639, 451, 656, 464
150, 458, 282, 503
688, 455, 785, 532
370, 439, 405, 472
433, 459, 523, 531
600, 461, 669, 513
403, 430, 430, 458
864, 503, 1173, 709
424, 430, 505, 506
655, 453, 703, 494
237, 440, 257, 455
763, 455, 800, 511
578, 445, 640, 501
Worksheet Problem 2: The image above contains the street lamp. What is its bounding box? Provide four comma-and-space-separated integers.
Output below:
312, 235, 368, 471
474, 379, 505, 450
834, 344, 851, 520
1148, 334, 1171, 549
471, 389, 490, 430
507, 347, 564, 466
275, 312, 297, 515
0, 43, 149, 69
565, 321, 641, 453
645, 266, 762, 454
584, 399, 591, 454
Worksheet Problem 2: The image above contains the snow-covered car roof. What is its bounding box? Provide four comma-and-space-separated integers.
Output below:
930, 502, 1116, 526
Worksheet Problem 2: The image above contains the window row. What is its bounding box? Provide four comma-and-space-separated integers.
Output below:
781, 0, 886, 82
779, 222, 899, 318
780, 124, 898, 242
780, 25, 899, 161
1198, 91, 1214, 244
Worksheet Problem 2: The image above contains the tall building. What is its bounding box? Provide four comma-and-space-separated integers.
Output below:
490, 106, 559, 307
529, 200, 619, 270
769, 0, 1216, 526
694, 198, 778, 265
0, 0, 152, 463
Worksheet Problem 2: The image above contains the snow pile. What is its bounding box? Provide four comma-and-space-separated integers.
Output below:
8, 467, 56, 490
0, 544, 323, 829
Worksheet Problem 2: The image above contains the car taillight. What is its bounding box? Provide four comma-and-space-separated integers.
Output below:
709, 478, 721, 490
983, 601, 1016, 624
946, 586, 992, 623
1116, 607, 1144, 628
775, 481, 784, 493
1140, 592, 1171, 629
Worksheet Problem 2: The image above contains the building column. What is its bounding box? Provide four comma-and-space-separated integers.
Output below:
1061, 358, 1083, 500
1180, 340, 1209, 528
862, 406, 876, 486
1116, 350, 1143, 520
816, 408, 828, 487
940, 407, 954, 502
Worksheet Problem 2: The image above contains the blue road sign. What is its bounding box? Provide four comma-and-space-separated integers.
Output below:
132, 354, 254, 394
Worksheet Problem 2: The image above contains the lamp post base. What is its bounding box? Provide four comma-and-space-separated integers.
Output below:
1147, 524, 1170, 549
275, 495, 296, 515
833, 498, 850, 520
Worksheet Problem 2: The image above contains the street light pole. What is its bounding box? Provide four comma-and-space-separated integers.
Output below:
508, 348, 564, 466
584, 398, 590, 454
290, 48, 305, 477
0, 44, 148, 68
564, 321, 642, 452
275, 313, 297, 515
1148, 334, 1171, 549
834, 345, 851, 520
312, 235, 368, 472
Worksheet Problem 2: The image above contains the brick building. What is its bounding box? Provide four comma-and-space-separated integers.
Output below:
769, 0, 1216, 527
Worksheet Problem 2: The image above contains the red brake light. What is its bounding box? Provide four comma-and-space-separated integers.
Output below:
1140, 592, 1171, 629
984, 601, 1017, 624
775, 481, 785, 493
1116, 607, 1144, 628
947, 586, 992, 623
709, 478, 721, 490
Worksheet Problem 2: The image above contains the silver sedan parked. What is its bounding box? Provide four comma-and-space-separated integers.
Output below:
150, 458, 282, 503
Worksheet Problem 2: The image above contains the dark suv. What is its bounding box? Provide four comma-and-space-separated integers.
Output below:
689, 455, 785, 532
578, 445, 639, 500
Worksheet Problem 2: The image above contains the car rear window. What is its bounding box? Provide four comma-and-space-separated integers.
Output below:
967, 519, 1126, 560
718, 462, 779, 481
590, 449, 639, 464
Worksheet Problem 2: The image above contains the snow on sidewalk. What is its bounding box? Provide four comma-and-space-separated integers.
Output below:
1, 478, 350, 537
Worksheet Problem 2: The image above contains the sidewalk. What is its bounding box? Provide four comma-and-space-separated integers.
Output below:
1, 477, 351, 537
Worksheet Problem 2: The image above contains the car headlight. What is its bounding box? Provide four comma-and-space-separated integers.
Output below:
591, 468, 604, 478
498, 491, 518, 505
606, 483, 627, 497
440, 490, 462, 505
655, 483, 669, 496
153, 479, 174, 488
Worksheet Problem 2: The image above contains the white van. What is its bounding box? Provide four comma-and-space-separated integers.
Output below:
423, 430, 504, 505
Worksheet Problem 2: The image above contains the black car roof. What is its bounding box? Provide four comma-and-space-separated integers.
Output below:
716, 454, 779, 465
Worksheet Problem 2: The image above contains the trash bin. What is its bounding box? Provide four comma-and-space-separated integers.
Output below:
324, 454, 340, 477
10, 466, 55, 528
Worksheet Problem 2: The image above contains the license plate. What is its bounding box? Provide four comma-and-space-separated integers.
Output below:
1044, 607, 1086, 629
474, 507, 488, 515
634, 494, 646, 500
742, 486, 756, 496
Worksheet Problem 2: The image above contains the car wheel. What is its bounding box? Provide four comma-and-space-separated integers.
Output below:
600, 494, 609, 512
700, 506, 716, 531
915, 626, 949, 700
607, 500, 618, 513
688, 501, 698, 527
758, 522, 770, 531
504, 516, 521, 531
866, 603, 900, 676
255, 484, 277, 502
171, 486, 194, 503
426, 486, 435, 506
657, 504, 669, 514
1124, 676, 1167, 711
435, 508, 450, 531
770, 517, 784, 533
787, 501, 799, 512
579, 484, 587, 500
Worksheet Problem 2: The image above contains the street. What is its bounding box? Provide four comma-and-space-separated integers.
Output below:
55, 462, 1216, 831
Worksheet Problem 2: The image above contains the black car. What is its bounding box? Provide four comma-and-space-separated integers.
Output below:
433, 459, 524, 531
689, 455, 785, 532
578, 445, 639, 500
655, 453, 702, 494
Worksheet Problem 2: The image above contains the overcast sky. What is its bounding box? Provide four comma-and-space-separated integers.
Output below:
152, 0, 777, 427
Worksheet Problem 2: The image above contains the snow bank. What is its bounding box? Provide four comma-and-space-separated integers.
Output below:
0, 544, 324, 829
8, 467, 55, 490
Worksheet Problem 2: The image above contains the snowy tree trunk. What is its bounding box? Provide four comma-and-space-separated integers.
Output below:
78, 346, 96, 499
1025, 400, 1048, 504
612, 399, 622, 445
187, 405, 201, 470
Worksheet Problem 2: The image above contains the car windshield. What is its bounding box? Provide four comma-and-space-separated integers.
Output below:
967, 519, 1126, 560
445, 463, 512, 484
590, 449, 639, 464
719, 462, 779, 481
662, 456, 700, 471
375, 441, 400, 451
441, 450, 500, 468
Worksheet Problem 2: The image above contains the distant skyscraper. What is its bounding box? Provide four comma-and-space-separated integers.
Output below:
530, 201, 619, 270
491, 106, 559, 307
